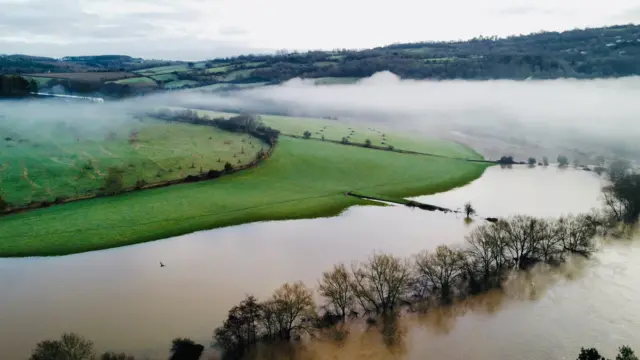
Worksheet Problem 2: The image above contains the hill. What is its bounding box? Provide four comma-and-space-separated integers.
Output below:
3, 24, 640, 97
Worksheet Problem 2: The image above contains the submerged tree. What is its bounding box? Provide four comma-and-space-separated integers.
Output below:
414, 246, 466, 303
542, 156, 550, 166
602, 173, 640, 224
214, 296, 262, 359
528, 157, 537, 166
558, 155, 569, 167
464, 202, 476, 219
318, 264, 355, 320
608, 159, 631, 182
264, 282, 316, 341
351, 253, 411, 314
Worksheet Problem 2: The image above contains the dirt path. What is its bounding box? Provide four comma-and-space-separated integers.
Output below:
22, 167, 41, 189
100, 146, 116, 157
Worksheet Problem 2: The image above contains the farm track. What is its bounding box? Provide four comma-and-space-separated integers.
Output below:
22, 167, 41, 189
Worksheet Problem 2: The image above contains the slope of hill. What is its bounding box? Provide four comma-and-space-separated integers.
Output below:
4, 24, 640, 96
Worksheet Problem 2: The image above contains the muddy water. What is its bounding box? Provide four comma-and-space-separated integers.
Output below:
1, 166, 637, 359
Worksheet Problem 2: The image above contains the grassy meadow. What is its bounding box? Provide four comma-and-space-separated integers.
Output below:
0, 136, 488, 257
0, 117, 266, 207
190, 109, 482, 160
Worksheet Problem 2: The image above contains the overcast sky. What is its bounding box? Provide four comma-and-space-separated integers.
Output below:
1, 0, 639, 60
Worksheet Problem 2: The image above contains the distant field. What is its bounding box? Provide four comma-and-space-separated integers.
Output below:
150, 73, 179, 82
164, 80, 199, 89
221, 69, 254, 82
190, 109, 482, 160
0, 136, 487, 256
110, 77, 157, 86
26, 72, 135, 82
134, 64, 189, 75
0, 117, 266, 207
23, 76, 53, 87
205, 65, 232, 74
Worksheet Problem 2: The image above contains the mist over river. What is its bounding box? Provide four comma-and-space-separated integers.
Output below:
1, 166, 639, 359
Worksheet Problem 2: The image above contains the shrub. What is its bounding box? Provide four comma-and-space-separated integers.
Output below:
103, 167, 124, 195
364, 139, 372, 147
224, 162, 234, 172
0, 195, 8, 212
303, 131, 312, 139
341, 137, 349, 144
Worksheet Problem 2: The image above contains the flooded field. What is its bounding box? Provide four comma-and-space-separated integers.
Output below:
2, 166, 638, 359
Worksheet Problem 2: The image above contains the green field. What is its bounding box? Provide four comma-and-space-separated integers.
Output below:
150, 73, 179, 82
205, 65, 232, 74
164, 80, 199, 89
0, 136, 487, 257
110, 77, 156, 86
134, 64, 190, 75
190, 109, 482, 160
0, 118, 265, 207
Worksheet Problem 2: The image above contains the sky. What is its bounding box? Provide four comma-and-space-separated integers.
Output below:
0, 0, 639, 60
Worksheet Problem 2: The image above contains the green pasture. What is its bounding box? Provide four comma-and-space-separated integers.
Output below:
134, 64, 189, 75
0, 118, 265, 207
111, 77, 156, 86
190, 109, 482, 160
150, 73, 179, 82
164, 80, 199, 89
0, 136, 487, 256
205, 65, 232, 74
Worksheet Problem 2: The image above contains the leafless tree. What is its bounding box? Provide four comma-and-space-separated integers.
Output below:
350, 253, 412, 314
501, 216, 548, 269
318, 264, 355, 320
557, 214, 597, 256
464, 223, 508, 292
266, 282, 316, 341
414, 246, 466, 303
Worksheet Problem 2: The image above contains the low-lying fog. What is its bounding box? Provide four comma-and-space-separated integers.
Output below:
4, 73, 640, 161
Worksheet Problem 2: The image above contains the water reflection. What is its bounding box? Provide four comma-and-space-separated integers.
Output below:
1, 166, 635, 360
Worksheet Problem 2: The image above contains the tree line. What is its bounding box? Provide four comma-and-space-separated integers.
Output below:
212, 213, 602, 359
28, 333, 204, 360
0, 75, 37, 97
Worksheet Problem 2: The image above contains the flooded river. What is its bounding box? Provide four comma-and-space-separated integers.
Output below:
1, 166, 638, 359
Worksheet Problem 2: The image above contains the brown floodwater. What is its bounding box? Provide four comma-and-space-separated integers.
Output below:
1, 166, 638, 360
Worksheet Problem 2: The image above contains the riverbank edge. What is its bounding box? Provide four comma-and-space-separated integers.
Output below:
0, 160, 491, 258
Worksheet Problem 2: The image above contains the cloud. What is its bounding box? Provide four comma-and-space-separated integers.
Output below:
497, 6, 557, 16
219, 26, 247, 36
175, 73, 640, 160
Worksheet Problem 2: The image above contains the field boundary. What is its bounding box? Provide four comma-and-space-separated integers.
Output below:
284, 133, 497, 164
0, 122, 277, 217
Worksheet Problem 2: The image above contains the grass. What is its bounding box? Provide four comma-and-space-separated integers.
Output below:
191, 82, 268, 92
134, 64, 190, 75
0, 117, 265, 206
190, 109, 482, 160
221, 69, 254, 82
110, 77, 156, 86
0, 136, 488, 257
150, 74, 179, 82
164, 80, 199, 89
205, 65, 232, 74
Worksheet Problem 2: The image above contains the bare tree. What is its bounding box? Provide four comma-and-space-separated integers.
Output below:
464, 223, 508, 292
318, 264, 355, 320
268, 282, 316, 340
214, 295, 262, 358
351, 253, 411, 314
414, 246, 466, 303
464, 202, 476, 219
501, 216, 548, 269
558, 215, 597, 256
30, 333, 94, 360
